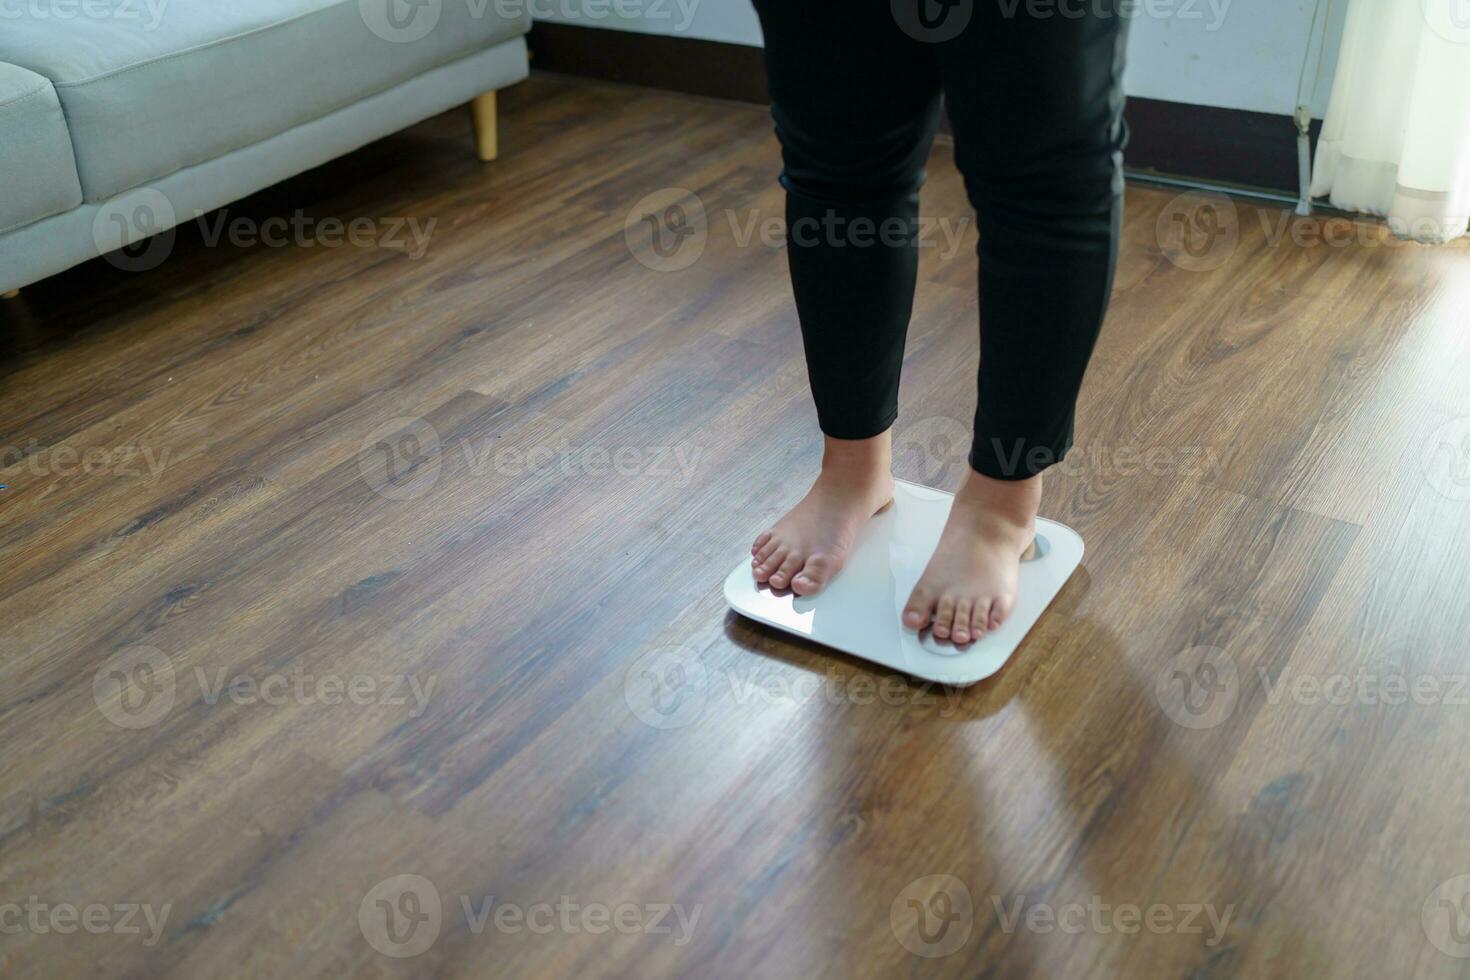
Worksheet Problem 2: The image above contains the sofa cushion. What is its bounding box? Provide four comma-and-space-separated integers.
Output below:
0, 62, 84, 234
0, 0, 530, 203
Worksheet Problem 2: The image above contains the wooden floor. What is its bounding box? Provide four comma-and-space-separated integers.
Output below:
4, 74, 1470, 979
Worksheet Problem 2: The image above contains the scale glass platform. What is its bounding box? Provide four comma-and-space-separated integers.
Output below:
724, 480, 1083, 686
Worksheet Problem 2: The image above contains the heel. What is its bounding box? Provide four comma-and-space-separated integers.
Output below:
1021, 534, 1050, 562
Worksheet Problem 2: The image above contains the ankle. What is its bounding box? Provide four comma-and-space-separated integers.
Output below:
954, 468, 1041, 525
819, 433, 892, 484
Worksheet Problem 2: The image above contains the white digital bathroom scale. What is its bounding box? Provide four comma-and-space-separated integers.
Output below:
724, 480, 1083, 686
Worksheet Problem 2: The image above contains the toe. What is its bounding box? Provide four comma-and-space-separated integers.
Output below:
902, 588, 935, 630
769, 551, 805, 589
951, 599, 974, 644
988, 595, 1014, 631
754, 546, 787, 583
751, 530, 772, 555
932, 595, 957, 639
753, 537, 781, 566
792, 553, 835, 595
971, 600, 992, 640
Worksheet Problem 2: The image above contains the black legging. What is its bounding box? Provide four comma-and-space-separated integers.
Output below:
751, 0, 1130, 479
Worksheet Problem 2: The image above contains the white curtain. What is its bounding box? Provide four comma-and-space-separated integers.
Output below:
1310, 0, 1470, 243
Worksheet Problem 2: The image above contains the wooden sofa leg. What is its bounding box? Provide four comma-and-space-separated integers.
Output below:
2, 290, 19, 300
471, 91, 498, 162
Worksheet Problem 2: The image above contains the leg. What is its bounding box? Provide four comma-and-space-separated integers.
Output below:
748, 0, 942, 595
471, 91, 498, 162
903, 2, 1130, 641
756, 0, 941, 445
942, 2, 1129, 480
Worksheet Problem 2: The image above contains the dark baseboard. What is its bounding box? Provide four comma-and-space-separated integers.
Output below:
528, 22, 1316, 195
1122, 99, 1320, 194
529, 23, 771, 104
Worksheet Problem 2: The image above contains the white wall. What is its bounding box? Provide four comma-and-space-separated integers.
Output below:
534, 0, 1346, 117
1123, 0, 1345, 116
533, 0, 761, 46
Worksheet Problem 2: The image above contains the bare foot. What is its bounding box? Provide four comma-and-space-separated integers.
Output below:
752, 433, 895, 596
901, 469, 1040, 644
